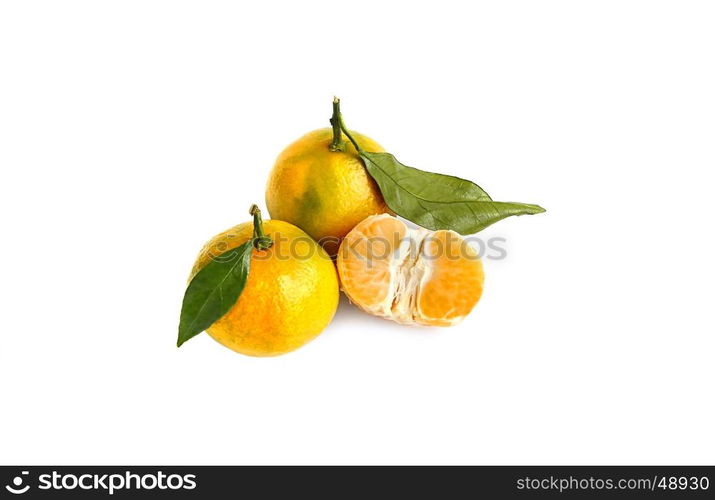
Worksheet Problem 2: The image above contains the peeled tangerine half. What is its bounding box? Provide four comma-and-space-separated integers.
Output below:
337, 214, 485, 326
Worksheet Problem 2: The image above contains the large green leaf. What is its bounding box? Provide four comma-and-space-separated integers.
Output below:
363, 152, 492, 202
177, 240, 253, 347
360, 151, 545, 234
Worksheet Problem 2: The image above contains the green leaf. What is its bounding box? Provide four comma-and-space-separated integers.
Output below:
360, 151, 545, 234
177, 240, 254, 347
363, 152, 492, 202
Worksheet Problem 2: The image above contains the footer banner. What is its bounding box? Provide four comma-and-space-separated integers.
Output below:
0, 466, 712, 498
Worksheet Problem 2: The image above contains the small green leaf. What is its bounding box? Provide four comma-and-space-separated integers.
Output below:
360, 151, 545, 234
177, 240, 254, 347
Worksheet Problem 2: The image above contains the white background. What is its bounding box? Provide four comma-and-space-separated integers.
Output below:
1, 1, 713, 465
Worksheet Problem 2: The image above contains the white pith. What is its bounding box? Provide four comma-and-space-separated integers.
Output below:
388, 229, 431, 324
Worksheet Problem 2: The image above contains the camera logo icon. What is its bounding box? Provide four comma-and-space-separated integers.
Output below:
5, 471, 30, 495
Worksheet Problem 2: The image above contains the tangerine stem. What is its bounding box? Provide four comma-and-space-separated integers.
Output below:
329, 96, 344, 152
249, 204, 273, 251
335, 103, 363, 153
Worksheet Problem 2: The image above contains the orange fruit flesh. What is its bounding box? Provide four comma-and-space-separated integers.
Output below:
337, 214, 484, 326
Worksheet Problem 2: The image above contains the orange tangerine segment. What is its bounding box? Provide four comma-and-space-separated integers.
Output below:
337, 214, 408, 316
337, 214, 485, 326
417, 230, 484, 326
